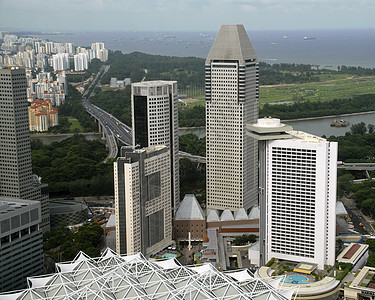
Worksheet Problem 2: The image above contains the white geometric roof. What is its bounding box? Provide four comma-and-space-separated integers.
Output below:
207, 209, 220, 222
248, 206, 260, 220
234, 208, 249, 221
175, 194, 205, 220
220, 209, 235, 222
206, 24, 258, 65
0, 248, 290, 300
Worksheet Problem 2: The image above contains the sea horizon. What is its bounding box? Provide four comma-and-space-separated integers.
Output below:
21, 28, 375, 69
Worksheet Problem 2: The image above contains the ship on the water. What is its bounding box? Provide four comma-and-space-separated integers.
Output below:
330, 119, 349, 127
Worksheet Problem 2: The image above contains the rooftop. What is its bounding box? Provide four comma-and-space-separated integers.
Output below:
175, 194, 205, 221
206, 25, 258, 65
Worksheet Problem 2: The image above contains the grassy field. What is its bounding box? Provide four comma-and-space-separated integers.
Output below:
68, 117, 84, 132
259, 76, 375, 104
178, 74, 375, 107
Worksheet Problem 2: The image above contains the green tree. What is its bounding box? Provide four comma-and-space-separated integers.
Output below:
350, 122, 367, 135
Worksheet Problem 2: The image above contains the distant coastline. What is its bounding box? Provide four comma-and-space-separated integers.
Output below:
30, 28, 375, 69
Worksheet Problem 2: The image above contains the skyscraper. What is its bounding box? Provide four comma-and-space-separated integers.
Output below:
247, 118, 337, 269
131, 80, 179, 211
205, 25, 259, 211
114, 146, 172, 256
0, 66, 50, 231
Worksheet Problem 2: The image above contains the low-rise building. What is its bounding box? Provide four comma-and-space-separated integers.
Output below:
173, 194, 206, 241
0, 198, 43, 292
337, 243, 369, 272
344, 266, 375, 300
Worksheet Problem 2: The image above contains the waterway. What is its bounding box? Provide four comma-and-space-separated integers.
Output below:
31, 112, 375, 145
178, 112, 375, 138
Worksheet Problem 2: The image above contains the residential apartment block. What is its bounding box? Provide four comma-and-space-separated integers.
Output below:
28, 99, 58, 132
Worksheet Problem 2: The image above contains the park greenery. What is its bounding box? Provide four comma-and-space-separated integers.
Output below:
232, 234, 257, 246
44, 222, 103, 261
366, 239, 375, 268
76, 51, 375, 128
328, 123, 375, 162
31, 134, 114, 197
333, 122, 375, 216
90, 86, 132, 125
179, 158, 206, 205
179, 134, 206, 157
57, 84, 97, 132
66, 58, 104, 83
101, 51, 205, 90
260, 94, 375, 120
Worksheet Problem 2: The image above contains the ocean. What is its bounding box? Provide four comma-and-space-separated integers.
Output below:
33, 28, 375, 69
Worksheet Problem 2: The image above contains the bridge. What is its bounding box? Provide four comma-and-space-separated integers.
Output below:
338, 163, 375, 171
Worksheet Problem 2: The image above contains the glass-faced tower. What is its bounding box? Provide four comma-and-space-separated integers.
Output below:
206, 25, 259, 210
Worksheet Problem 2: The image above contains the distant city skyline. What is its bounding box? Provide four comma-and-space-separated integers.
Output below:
1, 0, 375, 32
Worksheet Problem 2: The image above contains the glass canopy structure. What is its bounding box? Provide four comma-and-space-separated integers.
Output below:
0, 248, 294, 300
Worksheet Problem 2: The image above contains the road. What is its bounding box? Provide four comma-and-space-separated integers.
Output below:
338, 163, 375, 171
81, 65, 132, 160
341, 197, 375, 235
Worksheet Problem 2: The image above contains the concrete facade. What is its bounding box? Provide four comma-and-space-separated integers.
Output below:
0, 66, 50, 232
205, 25, 259, 211
0, 198, 43, 292
131, 81, 179, 212
114, 146, 172, 257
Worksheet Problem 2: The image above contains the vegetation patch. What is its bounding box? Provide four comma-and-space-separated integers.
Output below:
31, 134, 114, 197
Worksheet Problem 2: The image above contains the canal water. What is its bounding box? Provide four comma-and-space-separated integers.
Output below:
178, 112, 375, 138
31, 113, 375, 145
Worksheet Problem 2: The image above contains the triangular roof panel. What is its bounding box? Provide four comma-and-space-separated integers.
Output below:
206, 24, 258, 65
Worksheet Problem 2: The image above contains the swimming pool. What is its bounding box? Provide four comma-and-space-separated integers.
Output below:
162, 253, 177, 259
282, 274, 310, 284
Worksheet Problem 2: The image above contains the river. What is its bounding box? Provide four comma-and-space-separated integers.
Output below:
31, 112, 375, 145
178, 112, 375, 138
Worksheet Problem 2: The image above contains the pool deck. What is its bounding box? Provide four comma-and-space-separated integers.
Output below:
257, 267, 340, 296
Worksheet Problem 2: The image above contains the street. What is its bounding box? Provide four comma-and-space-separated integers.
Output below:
341, 197, 375, 235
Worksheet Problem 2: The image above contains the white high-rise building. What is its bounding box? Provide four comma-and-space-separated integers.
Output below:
205, 25, 259, 211
131, 81, 179, 211
52, 53, 69, 71
91, 42, 108, 62
247, 118, 337, 269
114, 146, 172, 256
74, 52, 89, 71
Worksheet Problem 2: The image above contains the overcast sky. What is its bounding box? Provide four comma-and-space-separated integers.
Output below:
1, 0, 374, 32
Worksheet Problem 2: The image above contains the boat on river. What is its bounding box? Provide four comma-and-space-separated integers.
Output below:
330, 119, 350, 127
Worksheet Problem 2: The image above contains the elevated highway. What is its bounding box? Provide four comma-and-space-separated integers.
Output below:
338, 163, 375, 171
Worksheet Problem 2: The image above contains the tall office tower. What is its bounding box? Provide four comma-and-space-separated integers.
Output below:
247, 118, 337, 269
0, 67, 50, 231
205, 25, 259, 211
131, 81, 179, 211
114, 146, 172, 256
0, 198, 43, 292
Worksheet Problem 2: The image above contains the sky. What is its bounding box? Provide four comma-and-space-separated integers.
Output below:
1, 0, 375, 32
